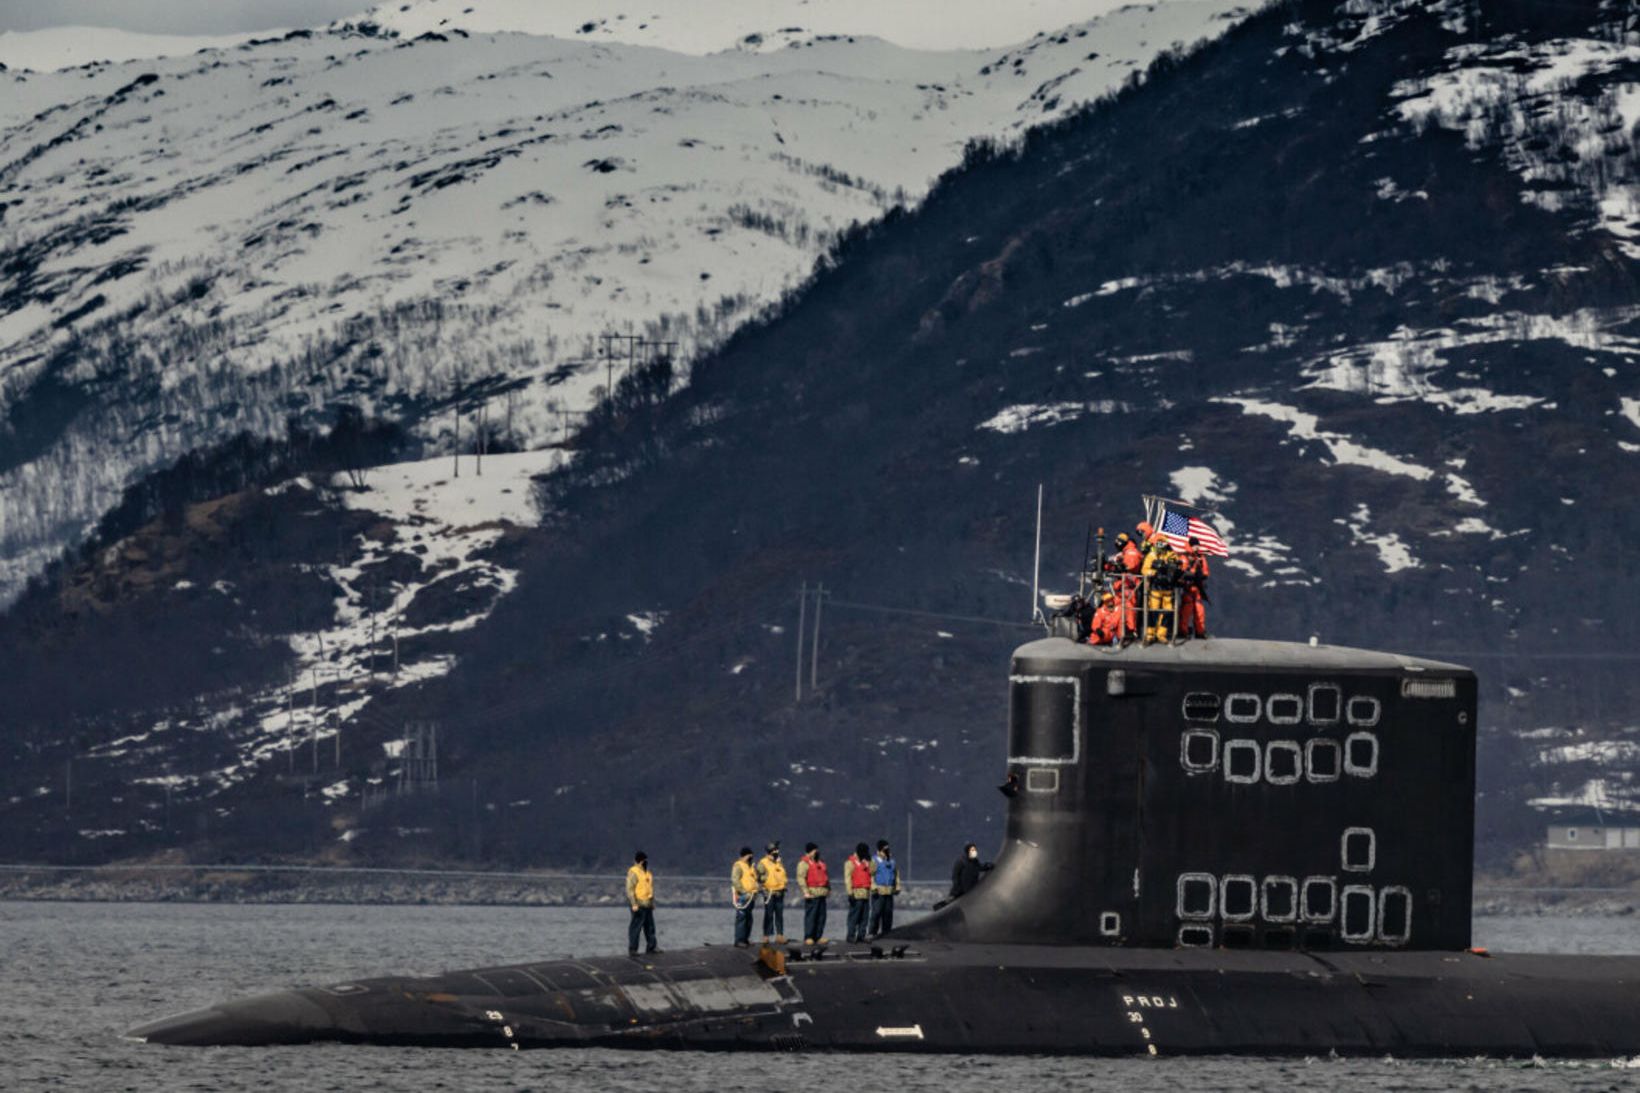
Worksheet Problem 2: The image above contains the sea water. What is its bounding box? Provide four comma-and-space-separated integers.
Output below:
4, 901, 1638, 1091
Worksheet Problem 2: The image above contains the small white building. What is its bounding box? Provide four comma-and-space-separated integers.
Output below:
1546, 824, 1640, 851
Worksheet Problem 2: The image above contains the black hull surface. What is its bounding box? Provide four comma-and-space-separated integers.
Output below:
129, 943, 1640, 1056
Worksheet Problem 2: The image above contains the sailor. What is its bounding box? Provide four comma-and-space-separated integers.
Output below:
625, 851, 659, 955
1110, 531, 1144, 641
731, 847, 759, 948
1054, 592, 1095, 642
1178, 536, 1210, 639
757, 842, 788, 944
844, 843, 873, 943
1141, 535, 1180, 643
1087, 591, 1123, 645
948, 842, 993, 899
796, 843, 830, 945
868, 840, 900, 938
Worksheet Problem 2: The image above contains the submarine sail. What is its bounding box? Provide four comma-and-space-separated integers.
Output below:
901, 637, 1476, 951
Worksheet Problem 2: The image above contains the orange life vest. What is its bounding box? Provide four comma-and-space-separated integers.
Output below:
849, 858, 871, 891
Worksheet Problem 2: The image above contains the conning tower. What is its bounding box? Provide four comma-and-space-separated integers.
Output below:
904, 637, 1476, 951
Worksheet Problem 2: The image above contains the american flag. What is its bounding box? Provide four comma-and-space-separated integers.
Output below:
1158, 507, 1229, 556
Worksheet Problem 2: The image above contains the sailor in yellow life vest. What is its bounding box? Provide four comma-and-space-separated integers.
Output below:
731, 847, 759, 948
625, 850, 658, 955
756, 842, 789, 944
1141, 534, 1180, 643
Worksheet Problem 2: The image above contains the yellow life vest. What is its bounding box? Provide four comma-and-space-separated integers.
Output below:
733, 859, 759, 896
628, 864, 654, 904
759, 856, 788, 893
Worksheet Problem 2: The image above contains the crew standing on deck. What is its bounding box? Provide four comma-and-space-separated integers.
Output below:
626, 851, 659, 955
1108, 531, 1143, 642
797, 843, 830, 945
949, 842, 993, 900
869, 841, 900, 938
1179, 535, 1211, 640
731, 847, 759, 948
845, 843, 873, 943
1142, 533, 1180, 643
757, 842, 788, 944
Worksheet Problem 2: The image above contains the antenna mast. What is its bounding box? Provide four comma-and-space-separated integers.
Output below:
1031, 483, 1043, 625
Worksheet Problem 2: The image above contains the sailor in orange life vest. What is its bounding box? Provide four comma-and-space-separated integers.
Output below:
1116, 528, 1146, 640
844, 843, 873, 943
730, 847, 758, 948
797, 843, 830, 945
1087, 591, 1123, 646
625, 851, 659, 955
756, 842, 788, 944
1178, 535, 1211, 640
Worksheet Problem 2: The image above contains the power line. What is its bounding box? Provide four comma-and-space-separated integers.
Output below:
827, 598, 1037, 631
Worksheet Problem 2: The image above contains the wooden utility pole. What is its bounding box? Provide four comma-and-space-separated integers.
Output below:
310, 668, 320, 774
794, 581, 807, 703
810, 582, 826, 691
907, 811, 914, 884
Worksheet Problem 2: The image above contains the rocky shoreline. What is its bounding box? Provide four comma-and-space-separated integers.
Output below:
0, 868, 1634, 916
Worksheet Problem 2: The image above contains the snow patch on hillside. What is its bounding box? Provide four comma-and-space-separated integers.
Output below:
1213, 397, 1436, 481
1164, 465, 1307, 585
91, 451, 558, 798
1169, 466, 1234, 509
977, 400, 1127, 434
1304, 309, 1640, 406
338, 449, 552, 528
1338, 503, 1419, 574
1541, 740, 1640, 767
1394, 37, 1640, 257
1529, 778, 1640, 814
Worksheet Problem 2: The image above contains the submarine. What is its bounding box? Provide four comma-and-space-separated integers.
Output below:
130, 635, 1640, 1056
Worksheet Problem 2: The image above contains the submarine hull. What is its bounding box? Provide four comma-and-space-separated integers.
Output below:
129, 943, 1640, 1056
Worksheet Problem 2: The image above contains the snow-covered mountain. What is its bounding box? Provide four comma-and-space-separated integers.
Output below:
0, 2, 1247, 605
7, 0, 1640, 871
351, 0, 1193, 53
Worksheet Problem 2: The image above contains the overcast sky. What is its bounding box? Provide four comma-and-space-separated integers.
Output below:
0, 0, 370, 34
